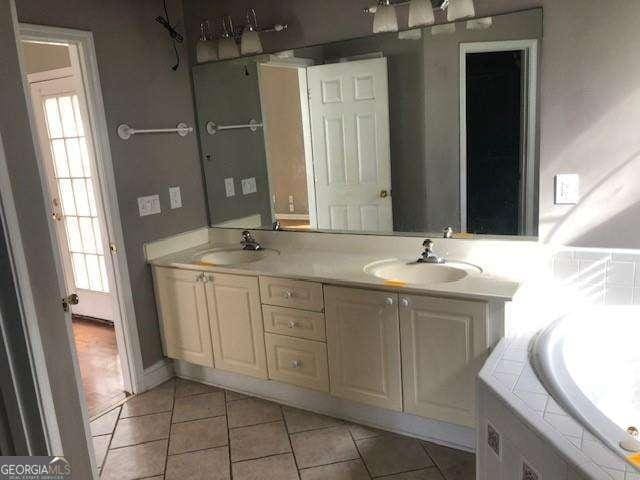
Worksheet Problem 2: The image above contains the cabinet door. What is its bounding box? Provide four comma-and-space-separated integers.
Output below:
325, 286, 402, 411
400, 295, 488, 427
152, 267, 214, 367
206, 273, 268, 379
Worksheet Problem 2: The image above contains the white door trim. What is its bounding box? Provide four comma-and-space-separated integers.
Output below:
459, 39, 538, 235
26, 66, 73, 83
19, 24, 144, 395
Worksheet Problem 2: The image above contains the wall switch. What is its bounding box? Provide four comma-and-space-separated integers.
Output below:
225, 178, 235, 197
241, 177, 257, 195
169, 186, 182, 209
555, 174, 579, 204
138, 194, 161, 217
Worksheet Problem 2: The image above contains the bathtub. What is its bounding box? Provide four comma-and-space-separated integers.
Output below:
532, 306, 640, 469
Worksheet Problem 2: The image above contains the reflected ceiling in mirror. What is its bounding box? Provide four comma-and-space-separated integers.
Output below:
193, 8, 542, 238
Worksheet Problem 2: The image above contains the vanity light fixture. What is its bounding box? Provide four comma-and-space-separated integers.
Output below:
373, 0, 399, 34
241, 8, 264, 55
218, 16, 240, 59
408, 0, 435, 28
364, 0, 475, 31
446, 0, 475, 21
196, 20, 218, 63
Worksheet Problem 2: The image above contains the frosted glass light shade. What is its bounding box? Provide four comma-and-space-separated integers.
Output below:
373, 1, 398, 33
447, 0, 475, 21
408, 0, 435, 28
241, 29, 263, 55
218, 37, 240, 59
196, 39, 218, 63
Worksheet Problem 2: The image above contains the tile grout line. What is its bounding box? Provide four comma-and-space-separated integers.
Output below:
280, 404, 303, 478
162, 379, 177, 479
97, 405, 123, 476
419, 442, 453, 480
225, 390, 233, 480
349, 427, 374, 479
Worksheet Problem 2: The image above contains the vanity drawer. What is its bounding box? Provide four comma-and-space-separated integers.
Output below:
262, 305, 326, 341
259, 276, 324, 312
265, 333, 329, 392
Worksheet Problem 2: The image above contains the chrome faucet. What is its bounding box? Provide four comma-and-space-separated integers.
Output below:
417, 239, 445, 264
272, 220, 282, 231
240, 230, 261, 250
443, 226, 453, 239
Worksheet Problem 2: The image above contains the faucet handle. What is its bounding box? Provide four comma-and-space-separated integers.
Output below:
423, 239, 434, 252
443, 226, 453, 239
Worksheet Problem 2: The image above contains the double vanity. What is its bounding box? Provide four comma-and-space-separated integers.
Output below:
149, 229, 519, 442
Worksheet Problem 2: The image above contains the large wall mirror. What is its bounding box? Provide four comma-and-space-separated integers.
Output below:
193, 9, 542, 237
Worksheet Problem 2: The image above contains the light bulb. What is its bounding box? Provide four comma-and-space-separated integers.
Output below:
408, 0, 435, 28
373, 0, 398, 33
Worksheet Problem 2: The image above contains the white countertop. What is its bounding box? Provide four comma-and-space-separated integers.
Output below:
148, 241, 521, 302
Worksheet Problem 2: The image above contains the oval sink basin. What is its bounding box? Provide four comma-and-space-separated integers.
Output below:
195, 247, 277, 266
364, 259, 481, 285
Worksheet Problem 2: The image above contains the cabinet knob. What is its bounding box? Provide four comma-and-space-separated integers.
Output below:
287, 320, 298, 329
207, 275, 214, 283
401, 298, 410, 308
384, 297, 394, 306
291, 360, 302, 369
284, 290, 293, 299
196, 273, 206, 282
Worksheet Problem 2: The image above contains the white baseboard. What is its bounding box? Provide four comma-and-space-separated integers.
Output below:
174, 360, 475, 452
143, 359, 174, 390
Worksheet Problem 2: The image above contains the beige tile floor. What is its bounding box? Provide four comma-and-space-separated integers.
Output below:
91, 379, 475, 480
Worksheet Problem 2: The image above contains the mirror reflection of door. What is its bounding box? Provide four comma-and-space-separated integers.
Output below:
461, 40, 537, 237
307, 58, 393, 232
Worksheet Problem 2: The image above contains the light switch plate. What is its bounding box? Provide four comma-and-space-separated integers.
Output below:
555, 174, 579, 204
225, 178, 235, 197
241, 177, 257, 195
138, 195, 161, 217
169, 186, 182, 209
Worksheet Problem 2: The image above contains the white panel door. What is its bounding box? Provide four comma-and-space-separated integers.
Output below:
307, 58, 393, 232
400, 295, 488, 427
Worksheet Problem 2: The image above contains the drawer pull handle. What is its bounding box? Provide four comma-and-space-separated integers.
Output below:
283, 290, 293, 299
291, 360, 302, 369
384, 297, 394, 306
401, 298, 410, 308
196, 273, 206, 283
288, 321, 298, 329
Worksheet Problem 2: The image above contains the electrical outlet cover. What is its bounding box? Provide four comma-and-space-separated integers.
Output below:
138, 194, 161, 217
555, 174, 579, 204
169, 186, 182, 209
225, 178, 235, 197
241, 177, 257, 195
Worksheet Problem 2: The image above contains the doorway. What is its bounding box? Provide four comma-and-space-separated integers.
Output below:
18, 26, 143, 419
459, 40, 538, 236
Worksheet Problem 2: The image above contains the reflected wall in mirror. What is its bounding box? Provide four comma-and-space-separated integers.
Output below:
193, 9, 542, 237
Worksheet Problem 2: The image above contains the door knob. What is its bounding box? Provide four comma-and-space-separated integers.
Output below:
52, 212, 63, 222
380, 190, 389, 198
62, 293, 79, 312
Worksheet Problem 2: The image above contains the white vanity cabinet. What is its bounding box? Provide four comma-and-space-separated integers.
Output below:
399, 294, 488, 427
324, 285, 403, 411
153, 267, 214, 367
153, 267, 267, 379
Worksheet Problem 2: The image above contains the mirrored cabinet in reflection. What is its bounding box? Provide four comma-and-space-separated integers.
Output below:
193, 9, 542, 238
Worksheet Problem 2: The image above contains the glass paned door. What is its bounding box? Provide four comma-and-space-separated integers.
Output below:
30, 74, 114, 322
43, 94, 110, 293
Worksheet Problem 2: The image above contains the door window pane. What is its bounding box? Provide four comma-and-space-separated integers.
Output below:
72, 179, 90, 216
66, 217, 83, 252
58, 179, 76, 216
58, 96, 78, 137
79, 217, 97, 254
44, 98, 63, 139
72, 253, 89, 289
66, 138, 84, 177
85, 254, 103, 291
72, 96, 85, 137
51, 139, 69, 178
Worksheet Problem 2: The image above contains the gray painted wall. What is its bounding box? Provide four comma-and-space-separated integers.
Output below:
1, 0, 92, 474
183, 0, 640, 249
14, 0, 209, 367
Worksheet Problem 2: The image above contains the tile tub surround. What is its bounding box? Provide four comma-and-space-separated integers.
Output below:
145, 227, 540, 302
478, 246, 640, 479
91, 377, 474, 479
